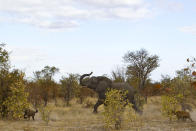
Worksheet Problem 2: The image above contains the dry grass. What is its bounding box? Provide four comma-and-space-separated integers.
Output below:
1, 97, 196, 131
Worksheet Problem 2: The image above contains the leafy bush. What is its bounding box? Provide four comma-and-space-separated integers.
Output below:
2, 82, 29, 119
0, 44, 29, 119
103, 89, 130, 130
161, 94, 183, 121
0, 71, 29, 120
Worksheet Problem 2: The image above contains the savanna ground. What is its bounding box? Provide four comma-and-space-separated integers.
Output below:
1, 96, 196, 131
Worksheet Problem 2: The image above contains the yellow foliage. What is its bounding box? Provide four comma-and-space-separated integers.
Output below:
1, 79, 29, 120
124, 103, 138, 125
103, 89, 127, 129
103, 89, 137, 130
161, 94, 183, 121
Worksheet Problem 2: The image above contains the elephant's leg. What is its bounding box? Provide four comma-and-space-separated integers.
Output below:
32, 115, 35, 120
131, 100, 137, 110
189, 117, 193, 122
130, 98, 142, 114
128, 97, 136, 110
93, 99, 104, 113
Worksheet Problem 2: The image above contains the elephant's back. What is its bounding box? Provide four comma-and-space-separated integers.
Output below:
111, 82, 134, 92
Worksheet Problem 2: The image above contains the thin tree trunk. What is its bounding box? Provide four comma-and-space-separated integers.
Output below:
44, 98, 48, 106
144, 95, 148, 104
66, 97, 70, 106
54, 97, 57, 106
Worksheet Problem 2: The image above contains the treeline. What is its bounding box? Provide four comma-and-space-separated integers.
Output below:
0, 44, 96, 119
27, 69, 96, 108
1, 44, 196, 120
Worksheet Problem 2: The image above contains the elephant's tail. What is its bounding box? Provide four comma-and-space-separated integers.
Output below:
80, 72, 93, 86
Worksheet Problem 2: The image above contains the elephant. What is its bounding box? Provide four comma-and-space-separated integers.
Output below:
80, 72, 142, 114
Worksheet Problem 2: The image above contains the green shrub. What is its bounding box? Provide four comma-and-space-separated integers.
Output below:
161, 94, 183, 121
0, 72, 29, 120
0, 45, 29, 119
103, 89, 129, 130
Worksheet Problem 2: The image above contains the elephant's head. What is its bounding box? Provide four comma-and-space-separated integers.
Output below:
80, 72, 112, 91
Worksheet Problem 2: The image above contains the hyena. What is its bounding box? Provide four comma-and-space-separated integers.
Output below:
172, 110, 193, 122
24, 109, 38, 120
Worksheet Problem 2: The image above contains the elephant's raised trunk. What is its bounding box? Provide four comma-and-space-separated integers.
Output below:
80, 72, 93, 86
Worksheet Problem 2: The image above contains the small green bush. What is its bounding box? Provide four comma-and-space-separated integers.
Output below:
161, 94, 183, 121
103, 89, 136, 129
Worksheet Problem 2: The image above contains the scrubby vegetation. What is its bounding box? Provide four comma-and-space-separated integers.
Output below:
39, 105, 53, 125
1, 44, 196, 130
0, 44, 29, 120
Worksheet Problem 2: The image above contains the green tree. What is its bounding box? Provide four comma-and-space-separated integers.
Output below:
26, 81, 42, 108
0, 43, 9, 70
1, 71, 29, 119
123, 49, 159, 102
160, 69, 192, 112
40, 66, 59, 80
171, 70, 192, 111
60, 74, 79, 106
0, 44, 29, 119
33, 66, 59, 106
161, 75, 172, 89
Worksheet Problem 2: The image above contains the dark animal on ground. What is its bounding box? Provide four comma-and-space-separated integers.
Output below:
24, 109, 38, 120
172, 110, 193, 122
80, 72, 142, 114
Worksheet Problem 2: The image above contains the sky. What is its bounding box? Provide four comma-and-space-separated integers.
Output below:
0, 0, 196, 82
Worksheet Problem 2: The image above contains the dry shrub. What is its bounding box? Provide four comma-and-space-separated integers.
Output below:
39, 105, 53, 125
124, 103, 142, 129
84, 99, 94, 108
76, 87, 97, 104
